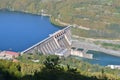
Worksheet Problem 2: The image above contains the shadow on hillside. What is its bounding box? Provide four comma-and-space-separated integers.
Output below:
0, 66, 108, 80
0, 67, 18, 80
21, 67, 98, 80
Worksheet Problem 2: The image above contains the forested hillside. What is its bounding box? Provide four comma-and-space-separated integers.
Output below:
0, 55, 120, 80
0, 0, 120, 39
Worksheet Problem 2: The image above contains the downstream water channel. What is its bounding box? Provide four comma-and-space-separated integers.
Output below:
87, 50, 120, 66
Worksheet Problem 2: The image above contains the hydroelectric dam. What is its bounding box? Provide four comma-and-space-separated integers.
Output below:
21, 26, 92, 58
21, 26, 72, 57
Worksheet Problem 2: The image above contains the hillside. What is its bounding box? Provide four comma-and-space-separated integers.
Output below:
0, 55, 120, 80
0, 0, 120, 39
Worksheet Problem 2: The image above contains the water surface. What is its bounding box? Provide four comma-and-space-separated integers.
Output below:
0, 11, 60, 52
75, 50, 120, 66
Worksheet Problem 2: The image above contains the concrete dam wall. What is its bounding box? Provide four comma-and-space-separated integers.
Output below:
21, 26, 71, 56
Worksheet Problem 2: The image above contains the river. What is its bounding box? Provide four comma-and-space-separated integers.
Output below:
0, 11, 120, 66
0, 11, 60, 52
85, 50, 120, 66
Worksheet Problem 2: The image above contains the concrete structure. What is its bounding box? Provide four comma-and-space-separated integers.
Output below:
21, 26, 93, 59
71, 49, 93, 59
21, 26, 71, 57
72, 40, 120, 57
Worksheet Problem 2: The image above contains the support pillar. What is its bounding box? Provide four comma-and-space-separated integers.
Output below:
44, 44, 51, 54
42, 46, 48, 54
64, 34, 71, 45
40, 46, 46, 55
47, 42, 54, 54
53, 37, 60, 48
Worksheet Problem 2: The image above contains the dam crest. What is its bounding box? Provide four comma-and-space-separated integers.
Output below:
21, 26, 71, 57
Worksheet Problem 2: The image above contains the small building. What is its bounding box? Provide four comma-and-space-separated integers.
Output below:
31, 59, 40, 63
0, 51, 19, 60
107, 65, 120, 69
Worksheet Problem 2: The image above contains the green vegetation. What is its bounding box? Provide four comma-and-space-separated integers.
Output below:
0, 0, 120, 79
0, 54, 120, 80
72, 27, 117, 39
0, 0, 120, 39
94, 41, 120, 50
18, 53, 120, 75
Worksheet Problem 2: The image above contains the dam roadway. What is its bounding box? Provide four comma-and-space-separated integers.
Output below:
72, 40, 120, 57
21, 26, 71, 57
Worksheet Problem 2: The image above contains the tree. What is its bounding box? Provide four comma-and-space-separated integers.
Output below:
67, 64, 77, 73
43, 55, 60, 69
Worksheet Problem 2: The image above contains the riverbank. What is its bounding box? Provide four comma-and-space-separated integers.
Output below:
1, 8, 120, 39
0, 9, 95, 30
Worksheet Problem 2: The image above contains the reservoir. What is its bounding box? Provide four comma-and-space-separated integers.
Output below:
0, 11, 60, 52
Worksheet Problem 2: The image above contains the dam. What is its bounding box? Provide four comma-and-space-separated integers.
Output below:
21, 26, 72, 56
21, 25, 93, 58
